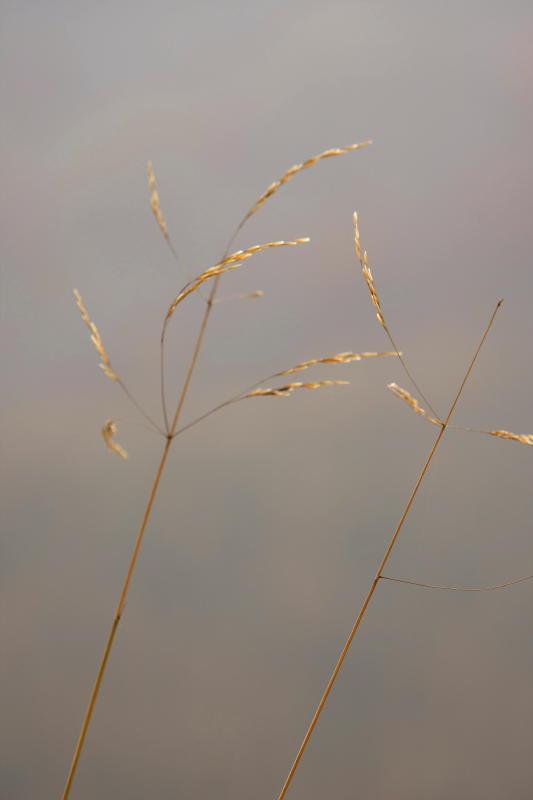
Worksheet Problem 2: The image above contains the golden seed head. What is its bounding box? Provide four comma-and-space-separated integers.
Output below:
278, 351, 399, 375
246, 380, 349, 398
147, 160, 169, 240
387, 383, 440, 425
489, 429, 533, 446
73, 289, 116, 380
164, 239, 309, 322
244, 141, 372, 222
101, 420, 128, 459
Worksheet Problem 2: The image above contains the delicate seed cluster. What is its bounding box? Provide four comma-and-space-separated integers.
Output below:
165, 239, 309, 321
73, 290, 118, 381
278, 351, 398, 375
219, 239, 310, 268
247, 380, 349, 398
353, 212, 385, 328
101, 420, 128, 459
486, 429, 533, 446
244, 141, 372, 222
387, 383, 441, 425
147, 161, 170, 241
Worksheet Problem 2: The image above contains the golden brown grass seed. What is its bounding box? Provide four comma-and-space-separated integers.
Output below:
73, 289, 118, 380
278, 351, 399, 375
353, 213, 385, 328
165, 238, 309, 321
247, 380, 350, 398
101, 420, 128, 459
485, 429, 533, 446
147, 161, 170, 241
244, 141, 372, 222
387, 383, 441, 425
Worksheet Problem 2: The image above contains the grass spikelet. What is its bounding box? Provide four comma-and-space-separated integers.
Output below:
243, 141, 372, 223
73, 289, 118, 380
164, 238, 308, 323
278, 351, 399, 375
101, 420, 128, 459
353, 213, 385, 328
219, 238, 310, 268
246, 380, 349, 398
147, 161, 170, 241
387, 382, 441, 425
468, 428, 533, 446
487, 430, 533, 445
353, 212, 441, 421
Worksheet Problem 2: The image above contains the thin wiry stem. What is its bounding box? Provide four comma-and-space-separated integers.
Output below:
60, 435, 173, 800
173, 397, 240, 439
276, 299, 503, 800
160, 337, 170, 435
115, 377, 166, 437
62, 225, 237, 800
379, 573, 533, 591
62, 263, 225, 800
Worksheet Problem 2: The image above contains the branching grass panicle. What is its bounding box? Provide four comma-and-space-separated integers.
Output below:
65, 142, 531, 800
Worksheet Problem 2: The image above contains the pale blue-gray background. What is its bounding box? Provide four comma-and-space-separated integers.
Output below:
1, 1, 532, 798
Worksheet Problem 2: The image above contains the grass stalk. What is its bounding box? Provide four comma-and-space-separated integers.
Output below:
61, 277, 223, 800
61, 141, 372, 798
276, 299, 503, 800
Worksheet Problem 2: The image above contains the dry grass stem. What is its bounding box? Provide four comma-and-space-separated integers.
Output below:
101, 420, 128, 459
276, 300, 503, 800
147, 161, 170, 242
241, 141, 372, 224
278, 350, 398, 375
247, 380, 349, 398
164, 238, 309, 323
380, 574, 533, 591
73, 289, 118, 381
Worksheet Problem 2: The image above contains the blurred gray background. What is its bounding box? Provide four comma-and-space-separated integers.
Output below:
1, 1, 532, 798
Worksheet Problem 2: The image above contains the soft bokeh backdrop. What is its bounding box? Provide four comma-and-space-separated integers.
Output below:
1, 1, 532, 798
